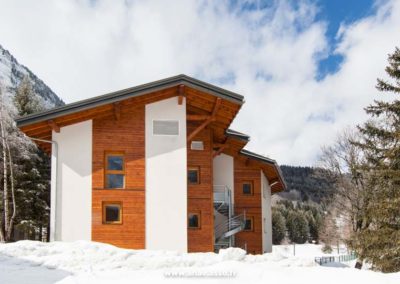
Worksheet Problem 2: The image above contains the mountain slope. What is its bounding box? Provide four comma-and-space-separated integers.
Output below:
278, 165, 336, 203
0, 44, 64, 108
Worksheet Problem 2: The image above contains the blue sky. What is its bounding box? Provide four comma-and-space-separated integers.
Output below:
0, 0, 398, 165
316, 0, 376, 78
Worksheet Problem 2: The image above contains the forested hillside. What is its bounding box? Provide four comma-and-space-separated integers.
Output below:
0, 44, 65, 242
0, 44, 64, 108
279, 165, 336, 203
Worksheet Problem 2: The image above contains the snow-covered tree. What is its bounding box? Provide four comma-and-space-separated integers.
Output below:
14, 76, 44, 116
0, 78, 51, 242
0, 84, 17, 242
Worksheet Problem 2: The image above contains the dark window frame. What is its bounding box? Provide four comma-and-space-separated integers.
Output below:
244, 216, 254, 231
188, 166, 200, 185
242, 181, 254, 196
102, 201, 123, 225
104, 152, 125, 189
188, 211, 201, 229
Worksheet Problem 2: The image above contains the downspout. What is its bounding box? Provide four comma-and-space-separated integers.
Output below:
29, 137, 58, 242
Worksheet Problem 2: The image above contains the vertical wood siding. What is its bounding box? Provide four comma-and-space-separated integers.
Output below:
187, 123, 214, 252
234, 157, 263, 254
92, 105, 145, 249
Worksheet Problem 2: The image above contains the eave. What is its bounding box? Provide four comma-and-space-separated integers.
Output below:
16, 74, 244, 128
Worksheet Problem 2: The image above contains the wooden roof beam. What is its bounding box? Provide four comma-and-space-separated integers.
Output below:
187, 114, 210, 121
213, 144, 229, 158
47, 120, 60, 133
187, 98, 221, 142
113, 102, 121, 121
178, 84, 185, 105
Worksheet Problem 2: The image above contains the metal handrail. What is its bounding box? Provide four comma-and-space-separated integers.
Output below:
214, 212, 246, 241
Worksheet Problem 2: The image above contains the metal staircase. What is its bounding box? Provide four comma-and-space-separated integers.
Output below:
213, 185, 246, 251
214, 213, 246, 241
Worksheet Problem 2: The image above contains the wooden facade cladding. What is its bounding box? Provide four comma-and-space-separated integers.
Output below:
234, 157, 263, 254
187, 123, 214, 252
92, 104, 146, 249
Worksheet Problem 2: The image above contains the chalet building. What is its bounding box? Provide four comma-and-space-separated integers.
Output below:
16, 75, 286, 254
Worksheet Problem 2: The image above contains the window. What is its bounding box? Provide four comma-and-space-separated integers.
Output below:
188, 212, 201, 229
244, 216, 254, 231
105, 152, 125, 189
242, 181, 253, 195
188, 167, 200, 184
102, 202, 122, 224
153, 120, 179, 135
191, 141, 204, 150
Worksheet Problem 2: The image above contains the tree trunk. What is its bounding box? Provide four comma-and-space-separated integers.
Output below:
6, 142, 16, 241
355, 260, 363, 269
46, 222, 50, 242
0, 100, 7, 243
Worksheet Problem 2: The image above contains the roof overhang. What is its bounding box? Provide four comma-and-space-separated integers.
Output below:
225, 129, 250, 142
16, 74, 244, 128
239, 149, 286, 193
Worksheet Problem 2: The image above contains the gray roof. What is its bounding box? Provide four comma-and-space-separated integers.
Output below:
16, 74, 245, 127
240, 149, 287, 189
225, 129, 250, 142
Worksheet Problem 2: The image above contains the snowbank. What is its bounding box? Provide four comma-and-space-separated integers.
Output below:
0, 241, 398, 284
0, 240, 315, 273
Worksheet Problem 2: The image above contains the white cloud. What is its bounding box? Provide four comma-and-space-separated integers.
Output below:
0, 0, 398, 165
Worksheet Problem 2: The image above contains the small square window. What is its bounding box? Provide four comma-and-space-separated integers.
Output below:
242, 182, 253, 195
103, 202, 122, 224
244, 216, 254, 231
188, 212, 201, 229
188, 167, 200, 184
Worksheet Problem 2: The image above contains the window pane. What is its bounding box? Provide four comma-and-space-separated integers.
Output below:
188, 213, 199, 228
245, 219, 252, 231
106, 174, 124, 188
107, 155, 123, 171
243, 183, 252, 195
188, 169, 199, 184
105, 205, 120, 222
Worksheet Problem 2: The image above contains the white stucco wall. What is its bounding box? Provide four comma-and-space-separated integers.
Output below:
145, 96, 187, 252
51, 120, 92, 241
213, 153, 234, 201
261, 171, 273, 253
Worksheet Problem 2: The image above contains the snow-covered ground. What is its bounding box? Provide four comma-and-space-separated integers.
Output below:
0, 241, 398, 284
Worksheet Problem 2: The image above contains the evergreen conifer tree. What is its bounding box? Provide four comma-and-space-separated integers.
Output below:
353, 48, 400, 272
272, 208, 286, 244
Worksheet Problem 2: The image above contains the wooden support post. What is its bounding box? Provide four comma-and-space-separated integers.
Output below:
113, 102, 121, 121
211, 98, 222, 117
178, 84, 185, 105
47, 120, 60, 133
187, 98, 221, 142
213, 145, 228, 158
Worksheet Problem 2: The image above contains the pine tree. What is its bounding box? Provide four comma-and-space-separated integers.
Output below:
286, 210, 309, 244
353, 47, 400, 272
272, 208, 286, 244
12, 78, 50, 241
14, 76, 44, 116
